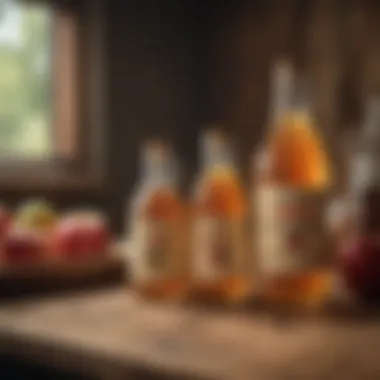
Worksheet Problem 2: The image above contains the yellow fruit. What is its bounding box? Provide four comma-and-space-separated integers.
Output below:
15, 199, 57, 231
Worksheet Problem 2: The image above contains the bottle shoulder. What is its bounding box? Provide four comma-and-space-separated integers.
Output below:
130, 181, 183, 220
192, 169, 246, 217
252, 114, 331, 189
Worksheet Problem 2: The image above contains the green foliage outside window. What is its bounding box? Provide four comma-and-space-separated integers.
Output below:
0, 0, 52, 158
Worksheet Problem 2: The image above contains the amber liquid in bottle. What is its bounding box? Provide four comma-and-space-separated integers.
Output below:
129, 140, 187, 300
254, 61, 332, 307
189, 129, 250, 303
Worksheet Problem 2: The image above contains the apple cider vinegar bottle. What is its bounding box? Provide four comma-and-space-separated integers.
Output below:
253, 60, 333, 307
189, 129, 250, 303
129, 140, 187, 300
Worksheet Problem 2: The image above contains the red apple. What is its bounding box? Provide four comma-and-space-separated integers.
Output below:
338, 234, 380, 302
2, 228, 45, 266
55, 211, 110, 259
0, 204, 11, 240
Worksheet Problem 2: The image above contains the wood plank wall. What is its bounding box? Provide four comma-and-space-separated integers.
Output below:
208, 0, 380, 189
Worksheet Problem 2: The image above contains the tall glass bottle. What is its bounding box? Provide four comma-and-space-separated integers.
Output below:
189, 129, 249, 303
253, 60, 333, 306
129, 140, 187, 300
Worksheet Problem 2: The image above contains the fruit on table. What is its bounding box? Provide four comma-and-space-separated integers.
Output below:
338, 235, 380, 302
55, 210, 110, 258
0, 204, 11, 239
14, 199, 57, 231
2, 228, 45, 265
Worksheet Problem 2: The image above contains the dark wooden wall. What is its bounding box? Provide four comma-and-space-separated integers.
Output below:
105, 0, 212, 233
208, 0, 380, 181
2, 0, 380, 234
106, 0, 380, 231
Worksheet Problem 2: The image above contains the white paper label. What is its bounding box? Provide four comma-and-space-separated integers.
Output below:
132, 220, 177, 282
256, 185, 325, 275
193, 217, 244, 281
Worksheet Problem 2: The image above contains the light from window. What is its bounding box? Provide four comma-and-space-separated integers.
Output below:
0, 0, 52, 159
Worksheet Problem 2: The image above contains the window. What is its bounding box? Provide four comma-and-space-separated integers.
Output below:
0, 0, 105, 189
0, 0, 52, 158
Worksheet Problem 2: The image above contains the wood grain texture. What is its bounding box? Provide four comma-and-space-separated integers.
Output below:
0, 288, 380, 379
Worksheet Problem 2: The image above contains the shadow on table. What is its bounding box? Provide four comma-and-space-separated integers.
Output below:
0, 354, 93, 380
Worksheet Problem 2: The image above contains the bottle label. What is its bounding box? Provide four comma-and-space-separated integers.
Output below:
256, 185, 325, 275
132, 220, 179, 282
192, 217, 244, 281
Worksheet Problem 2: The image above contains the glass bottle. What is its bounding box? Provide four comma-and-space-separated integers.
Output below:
326, 99, 380, 248
253, 60, 333, 307
349, 97, 380, 234
332, 97, 380, 303
189, 129, 250, 303
129, 139, 187, 300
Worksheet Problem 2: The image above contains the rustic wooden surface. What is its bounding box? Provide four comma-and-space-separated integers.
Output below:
0, 255, 127, 301
0, 288, 379, 379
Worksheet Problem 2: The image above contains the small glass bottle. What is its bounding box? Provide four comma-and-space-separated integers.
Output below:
332, 97, 380, 303
349, 97, 380, 235
189, 129, 250, 303
129, 139, 187, 300
253, 60, 333, 307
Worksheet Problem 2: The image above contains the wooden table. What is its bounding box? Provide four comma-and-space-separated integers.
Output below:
0, 289, 379, 380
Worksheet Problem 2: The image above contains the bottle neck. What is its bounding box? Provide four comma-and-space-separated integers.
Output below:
201, 139, 235, 173
350, 97, 380, 192
269, 61, 312, 127
140, 150, 176, 186
293, 75, 311, 115
270, 60, 294, 125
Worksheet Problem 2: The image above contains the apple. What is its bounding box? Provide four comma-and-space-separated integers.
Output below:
338, 234, 380, 303
55, 210, 110, 259
0, 204, 11, 240
2, 228, 45, 266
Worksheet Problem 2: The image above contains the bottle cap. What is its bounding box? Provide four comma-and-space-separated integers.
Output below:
200, 127, 234, 168
201, 128, 228, 147
270, 58, 295, 123
143, 139, 169, 158
140, 138, 176, 184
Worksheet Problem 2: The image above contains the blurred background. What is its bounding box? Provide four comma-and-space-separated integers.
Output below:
1, 0, 380, 379
1, 0, 379, 234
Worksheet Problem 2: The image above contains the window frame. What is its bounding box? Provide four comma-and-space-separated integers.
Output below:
0, 0, 106, 191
